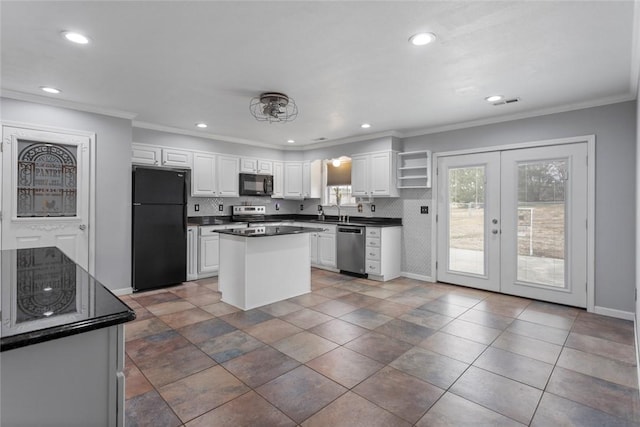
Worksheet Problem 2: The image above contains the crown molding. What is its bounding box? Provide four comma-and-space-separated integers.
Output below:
1, 89, 138, 120
132, 121, 287, 150
399, 93, 636, 139
295, 130, 402, 151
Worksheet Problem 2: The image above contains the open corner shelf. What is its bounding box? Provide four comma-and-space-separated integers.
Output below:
397, 150, 431, 189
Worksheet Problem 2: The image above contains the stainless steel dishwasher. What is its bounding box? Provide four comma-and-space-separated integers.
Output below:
336, 225, 366, 275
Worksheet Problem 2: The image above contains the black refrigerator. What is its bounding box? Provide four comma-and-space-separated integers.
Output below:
132, 167, 187, 292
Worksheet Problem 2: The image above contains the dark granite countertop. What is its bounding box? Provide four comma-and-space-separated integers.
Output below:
188, 214, 402, 228
217, 225, 324, 237
1, 247, 136, 352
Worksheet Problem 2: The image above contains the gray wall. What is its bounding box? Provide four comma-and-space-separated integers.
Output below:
1, 98, 132, 291
636, 90, 640, 340
403, 101, 637, 312
3, 97, 636, 313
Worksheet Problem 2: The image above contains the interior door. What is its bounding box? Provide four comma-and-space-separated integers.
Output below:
437, 143, 588, 307
437, 152, 501, 292
500, 144, 587, 307
1, 126, 90, 270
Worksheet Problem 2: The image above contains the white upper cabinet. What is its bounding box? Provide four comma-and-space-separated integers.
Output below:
240, 158, 273, 175
217, 155, 240, 197
272, 161, 284, 198
192, 153, 217, 196
132, 143, 192, 168
132, 143, 161, 166
191, 153, 238, 197
284, 162, 304, 198
162, 148, 192, 168
351, 151, 398, 197
351, 155, 369, 196
284, 160, 321, 199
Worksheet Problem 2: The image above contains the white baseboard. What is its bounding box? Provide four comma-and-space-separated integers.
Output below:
401, 272, 434, 283
593, 306, 635, 321
111, 287, 133, 296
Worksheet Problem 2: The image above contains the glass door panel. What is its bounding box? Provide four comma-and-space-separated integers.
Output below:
448, 166, 486, 275
437, 152, 501, 292
516, 160, 567, 288
501, 144, 587, 307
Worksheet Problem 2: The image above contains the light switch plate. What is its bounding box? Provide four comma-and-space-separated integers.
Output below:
420, 206, 428, 214
194, 204, 200, 212
218, 204, 224, 212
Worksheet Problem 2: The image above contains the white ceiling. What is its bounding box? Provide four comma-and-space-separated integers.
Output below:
1, 1, 638, 148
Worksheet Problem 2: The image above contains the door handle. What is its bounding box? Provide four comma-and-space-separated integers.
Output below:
492, 229, 499, 234
79, 224, 87, 230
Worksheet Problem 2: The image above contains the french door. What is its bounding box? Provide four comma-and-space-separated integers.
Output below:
437, 143, 588, 307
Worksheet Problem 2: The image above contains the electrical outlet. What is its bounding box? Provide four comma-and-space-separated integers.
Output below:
371, 204, 376, 212
194, 204, 200, 212
420, 206, 429, 214
275, 203, 280, 211
317, 204, 323, 212
218, 204, 224, 212
300, 204, 304, 211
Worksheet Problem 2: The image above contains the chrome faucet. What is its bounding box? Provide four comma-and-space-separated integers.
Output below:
331, 204, 342, 222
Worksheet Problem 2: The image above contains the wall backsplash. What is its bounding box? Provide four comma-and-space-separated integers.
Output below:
187, 195, 300, 216
188, 190, 433, 280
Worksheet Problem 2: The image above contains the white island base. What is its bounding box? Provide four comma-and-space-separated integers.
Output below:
218, 232, 311, 310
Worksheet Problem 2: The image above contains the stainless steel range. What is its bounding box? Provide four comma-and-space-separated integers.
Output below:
231, 205, 292, 227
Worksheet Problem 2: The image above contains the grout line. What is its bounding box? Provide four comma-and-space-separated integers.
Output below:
124, 274, 638, 426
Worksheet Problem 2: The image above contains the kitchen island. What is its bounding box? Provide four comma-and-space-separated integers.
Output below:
217, 225, 323, 310
1, 246, 135, 427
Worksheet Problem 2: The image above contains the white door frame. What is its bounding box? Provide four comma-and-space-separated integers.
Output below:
432, 135, 595, 312
1, 121, 96, 275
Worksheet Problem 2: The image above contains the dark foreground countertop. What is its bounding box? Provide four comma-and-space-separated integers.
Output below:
217, 225, 325, 237
1, 247, 136, 352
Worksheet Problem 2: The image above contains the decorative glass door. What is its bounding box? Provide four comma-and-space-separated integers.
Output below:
2, 126, 90, 270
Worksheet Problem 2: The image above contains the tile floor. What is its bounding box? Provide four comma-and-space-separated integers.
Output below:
121, 269, 640, 426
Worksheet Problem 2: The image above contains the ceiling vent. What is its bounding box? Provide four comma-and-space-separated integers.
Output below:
493, 97, 520, 106
313, 137, 328, 142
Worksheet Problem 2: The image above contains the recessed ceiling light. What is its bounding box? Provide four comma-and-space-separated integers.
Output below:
195, 123, 208, 128
40, 86, 61, 94
287, 139, 295, 144
485, 95, 503, 103
62, 31, 90, 44
361, 123, 371, 129
409, 32, 436, 46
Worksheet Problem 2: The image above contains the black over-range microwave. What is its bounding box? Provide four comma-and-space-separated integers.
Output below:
239, 173, 274, 196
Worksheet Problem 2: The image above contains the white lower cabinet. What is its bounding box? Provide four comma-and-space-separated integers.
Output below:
199, 234, 220, 276
187, 226, 198, 280
194, 223, 247, 278
197, 225, 222, 278
309, 232, 318, 263
297, 223, 336, 270
365, 226, 401, 281
318, 230, 337, 268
